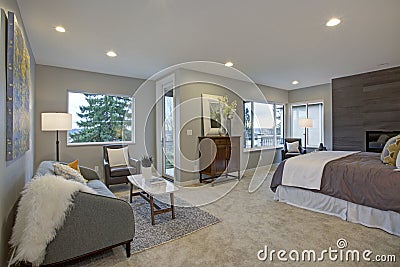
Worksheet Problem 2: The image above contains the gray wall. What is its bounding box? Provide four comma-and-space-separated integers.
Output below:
288, 83, 333, 150
332, 66, 400, 151
0, 1, 36, 265
174, 69, 288, 182
35, 65, 156, 179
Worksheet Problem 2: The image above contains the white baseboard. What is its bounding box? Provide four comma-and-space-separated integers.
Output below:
173, 164, 277, 186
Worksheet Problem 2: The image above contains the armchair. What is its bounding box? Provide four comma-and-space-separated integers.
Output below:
281, 138, 306, 161
103, 144, 141, 188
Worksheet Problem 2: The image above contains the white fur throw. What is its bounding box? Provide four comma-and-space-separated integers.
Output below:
9, 175, 96, 266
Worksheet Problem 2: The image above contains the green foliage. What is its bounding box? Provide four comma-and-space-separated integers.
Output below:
69, 94, 132, 143
245, 107, 252, 137
141, 155, 153, 167
218, 95, 237, 118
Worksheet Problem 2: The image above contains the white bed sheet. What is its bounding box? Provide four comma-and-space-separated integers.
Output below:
282, 151, 358, 190
274, 185, 400, 237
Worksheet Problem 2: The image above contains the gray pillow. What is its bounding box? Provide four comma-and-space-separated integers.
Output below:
53, 163, 87, 184
287, 141, 300, 153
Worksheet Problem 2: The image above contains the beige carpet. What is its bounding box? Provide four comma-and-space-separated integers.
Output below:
71, 166, 400, 266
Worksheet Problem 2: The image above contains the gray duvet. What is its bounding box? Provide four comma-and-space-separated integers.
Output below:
271, 152, 400, 213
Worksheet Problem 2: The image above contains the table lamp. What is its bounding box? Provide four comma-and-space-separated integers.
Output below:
299, 118, 313, 150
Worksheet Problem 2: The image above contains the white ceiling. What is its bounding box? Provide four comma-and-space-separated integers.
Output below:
17, 0, 400, 90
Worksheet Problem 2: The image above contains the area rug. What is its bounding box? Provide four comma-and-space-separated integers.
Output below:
70, 194, 220, 266
121, 195, 220, 254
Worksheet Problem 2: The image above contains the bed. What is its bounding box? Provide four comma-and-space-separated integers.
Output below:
270, 151, 400, 236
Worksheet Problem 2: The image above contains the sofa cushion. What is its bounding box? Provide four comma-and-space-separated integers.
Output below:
110, 166, 136, 177
86, 180, 115, 198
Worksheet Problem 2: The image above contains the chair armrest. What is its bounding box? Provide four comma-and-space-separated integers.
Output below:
129, 158, 141, 174
281, 149, 286, 160
43, 192, 134, 265
104, 159, 110, 173
80, 166, 100, 180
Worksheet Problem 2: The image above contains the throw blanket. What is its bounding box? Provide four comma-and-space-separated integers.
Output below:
282, 151, 359, 190
9, 175, 96, 266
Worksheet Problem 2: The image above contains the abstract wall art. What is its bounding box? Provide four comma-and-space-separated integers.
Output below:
6, 11, 31, 161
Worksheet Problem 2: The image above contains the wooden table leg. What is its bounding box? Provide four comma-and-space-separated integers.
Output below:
125, 241, 131, 257
170, 193, 175, 219
150, 195, 155, 225
129, 182, 133, 203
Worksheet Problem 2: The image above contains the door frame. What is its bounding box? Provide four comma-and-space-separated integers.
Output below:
156, 73, 176, 180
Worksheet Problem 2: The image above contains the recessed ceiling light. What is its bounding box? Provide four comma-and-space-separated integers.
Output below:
55, 26, 66, 33
326, 18, 341, 27
225, 61, 234, 67
106, 51, 117, 57
292, 80, 299, 85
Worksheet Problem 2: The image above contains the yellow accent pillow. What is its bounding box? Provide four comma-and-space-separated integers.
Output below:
68, 160, 80, 172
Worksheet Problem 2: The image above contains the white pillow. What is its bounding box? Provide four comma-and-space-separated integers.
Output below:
107, 147, 129, 167
287, 141, 300, 153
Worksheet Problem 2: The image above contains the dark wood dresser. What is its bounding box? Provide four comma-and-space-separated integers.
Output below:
198, 136, 240, 184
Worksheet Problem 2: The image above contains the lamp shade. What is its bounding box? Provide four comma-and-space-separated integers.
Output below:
299, 118, 313, 128
41, 113, 72, 131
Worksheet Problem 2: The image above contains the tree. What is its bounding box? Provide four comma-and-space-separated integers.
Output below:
244, 106, 252, 138
69, 94, 132, 143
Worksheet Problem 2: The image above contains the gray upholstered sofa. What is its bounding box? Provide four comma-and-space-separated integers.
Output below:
34, 161, 135, 265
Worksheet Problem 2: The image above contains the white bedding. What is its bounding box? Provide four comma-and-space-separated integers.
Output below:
275, 185, 400, 236
282, 151, 359, 190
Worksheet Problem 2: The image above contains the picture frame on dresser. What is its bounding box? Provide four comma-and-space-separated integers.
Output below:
201, 94, 222, 136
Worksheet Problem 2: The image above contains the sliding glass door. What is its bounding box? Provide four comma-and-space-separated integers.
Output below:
162, 84, 174, 180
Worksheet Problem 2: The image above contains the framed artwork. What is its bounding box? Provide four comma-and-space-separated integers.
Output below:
6, 11, 31, 161
201, 94, 222, 136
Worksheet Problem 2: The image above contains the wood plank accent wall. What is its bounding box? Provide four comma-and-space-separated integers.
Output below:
332, 66, 400, 151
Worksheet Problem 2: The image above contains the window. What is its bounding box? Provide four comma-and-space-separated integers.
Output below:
244, 101, 284, 149
291, 102, 323, 147
67, 91, 134, 145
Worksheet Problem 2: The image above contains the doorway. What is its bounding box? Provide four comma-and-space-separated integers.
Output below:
156, 74, 175, 181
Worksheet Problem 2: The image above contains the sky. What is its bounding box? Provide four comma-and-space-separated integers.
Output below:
253, 102, 274, 129
68, 92, 88, 129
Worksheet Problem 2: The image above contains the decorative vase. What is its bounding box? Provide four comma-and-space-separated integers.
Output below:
142, 166, 152, 179
219, 115, 227, 136
218, 127, 226, 136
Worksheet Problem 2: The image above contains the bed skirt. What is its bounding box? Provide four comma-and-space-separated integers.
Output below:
274, 185, 400, 237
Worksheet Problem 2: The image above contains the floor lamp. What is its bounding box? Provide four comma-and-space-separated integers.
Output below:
299, 118, 313, 150
41, 113, 72, 161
